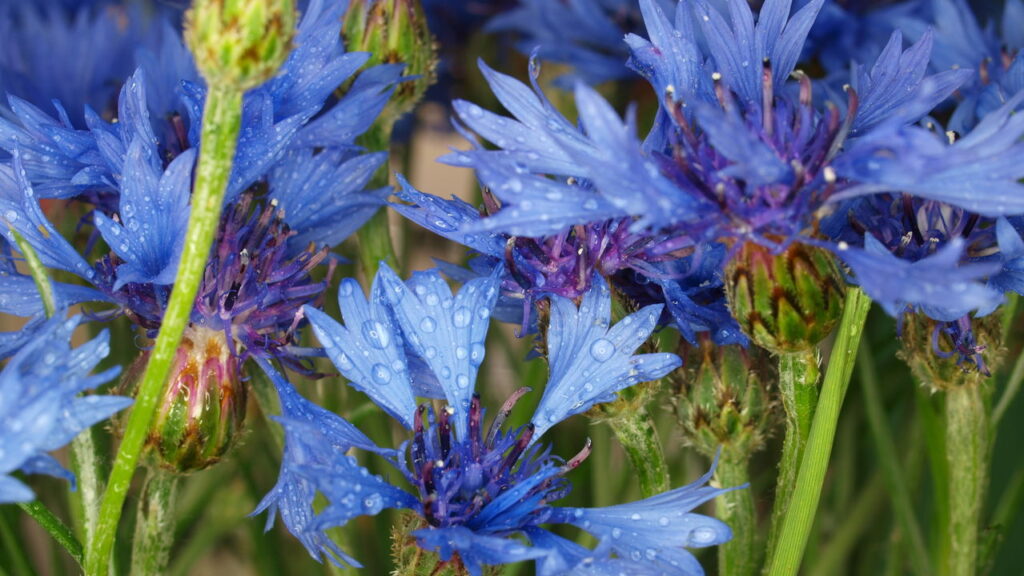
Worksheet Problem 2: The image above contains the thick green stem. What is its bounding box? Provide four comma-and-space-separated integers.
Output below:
765, 348, 819, 568
859, 345, 931, 575
18, 501, 83, 567
85, 86, 242, 576
716, 447, 758, 576
945, 383, 989, 576
356, 123, 398, 281
767, 287, 872, 576
609, 407, 670, 497
130, 470, 179, 576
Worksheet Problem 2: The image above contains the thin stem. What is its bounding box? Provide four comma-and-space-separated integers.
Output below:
945, 383, 989, 576
765, 348, 819, 569
130, 470, 179, 576
0, 510, 36, 576
608, 407, 670, 497
767, 287, 872, 576
858, 345, 931, 575
807, 472, 886, 575
85, 86, 243, 576
915, 384, 950, 570
10, 228, 55, 316
715, 447, 758, 576
18, 501, 83, 567
356, 123, 398, 281
992, 348, 1024, 429
979, 469, 1024, 574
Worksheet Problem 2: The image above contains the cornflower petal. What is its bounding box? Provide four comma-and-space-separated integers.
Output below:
532, 275, 681, 438
305, 278, 417, 429
837, 236, 1002, 320
378, 263, 500, 437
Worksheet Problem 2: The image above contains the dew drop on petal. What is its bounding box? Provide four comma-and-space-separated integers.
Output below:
589, 338, 615, 362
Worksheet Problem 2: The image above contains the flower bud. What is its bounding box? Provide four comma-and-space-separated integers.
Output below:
130, 326, 247, 473
725, 242, 845, 354
344, 0, 437, 126
185, 0, 296, 90
899, 313, 1004, 392
676, 337, 776, 458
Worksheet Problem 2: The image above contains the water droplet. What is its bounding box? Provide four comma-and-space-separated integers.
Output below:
630, 512, 642, 521
456, 374, 469, 389
425, 346, 437, 359
689, 526, 719, 545
611, 528, 622, 539
470, 343, 485, 366
455, 346, 468, 360
452, 307, 471, 328
425, 293, 440, 306
419, 317, 437, 333
371, 363, 392, 385
363, 321, 391, 349
589, 338, 615, 362
658, 516, 670, 527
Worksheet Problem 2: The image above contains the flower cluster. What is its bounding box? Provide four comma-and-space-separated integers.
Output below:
0, 0, 397, 376
397, 0, 1024, 366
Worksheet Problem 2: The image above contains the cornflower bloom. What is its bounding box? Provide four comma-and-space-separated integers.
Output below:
0, 315, 130, 503
488, 0, 676, 85
400, 0, 985, 349
256, 265, 736, 575
897, 0, 1024, 131
0, 0, 401, 466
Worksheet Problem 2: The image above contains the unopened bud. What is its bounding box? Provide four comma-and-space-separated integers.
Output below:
185, 0, 296, 90
725, 242, 845, 354
899, 313, 1004, 392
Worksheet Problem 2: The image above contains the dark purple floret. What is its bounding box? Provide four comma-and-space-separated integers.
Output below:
100, 192, 333, 368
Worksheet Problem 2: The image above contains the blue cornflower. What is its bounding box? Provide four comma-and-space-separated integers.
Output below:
401, 0, 973, 345
255, 265, 735, 575
897, 0, 1024, 131
822, 92, 1024, 368
0, 315, 130, 503
0, 1, 179, 126
0, 0, 399, 376
488, 0, 676, 85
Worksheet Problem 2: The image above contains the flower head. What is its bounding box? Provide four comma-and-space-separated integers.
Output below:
256, 266, 736, 575
0, 315, 130, 503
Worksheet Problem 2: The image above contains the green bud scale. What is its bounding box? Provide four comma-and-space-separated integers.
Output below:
676, 337, 776, 458
725, 241, 845, 354
185, 0, 296, 90
344, 0, 437, 127
128, 326, 247, 473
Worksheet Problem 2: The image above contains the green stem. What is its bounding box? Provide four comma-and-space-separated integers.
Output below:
945, 383, 989, 576
18, 501, 83, 567
808, 472, 886, 575
0, 510, 36, 576
915, 385, 950, 570
765, 348, 819, 568
69, 431, 105, 545
10, 228, 56, 317
858, 345, 931, 575
85, 86, 243, 576
130, 470, 179, 576
715, 447, 758, 576
767, 287, 872, 576
356, 123, 398, 281
608, 407, 670, 497
978, 469, 1024, 574
992, 347, 1024, 430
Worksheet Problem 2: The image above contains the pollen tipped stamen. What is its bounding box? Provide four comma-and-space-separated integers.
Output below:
761, 58, 774, 136
561, 437, 592, 473
438, 406, 453, 461
469, 394, 482, 460
486, 387, 531, 446
500, 424, 535, 473
413, 404, 427, 469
